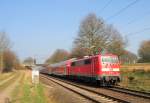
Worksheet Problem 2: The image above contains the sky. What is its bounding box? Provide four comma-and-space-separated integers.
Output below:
0, 0, 150, 63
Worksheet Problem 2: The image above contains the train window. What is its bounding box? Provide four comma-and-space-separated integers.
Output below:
102, 58, 106, 62
76, 60, 84, 66
84, 59, 91, 64
71, 60, 85, 66
102, 58, 105, 62
71, 62, 75, 66
102, 57, 119, 63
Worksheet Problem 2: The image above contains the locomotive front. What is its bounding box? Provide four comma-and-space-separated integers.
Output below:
98, 54, 120, 86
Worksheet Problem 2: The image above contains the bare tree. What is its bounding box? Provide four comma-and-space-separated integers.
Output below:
74, 13, 107, 54
106, 25, 126, 57
45, 49, 70, 64
0, 32, 10, 51
70, 46, 88, 58
138, 40, 150, 63
0, 31, 10, 73
3, 49, 19, 72
71, 13, 126, 58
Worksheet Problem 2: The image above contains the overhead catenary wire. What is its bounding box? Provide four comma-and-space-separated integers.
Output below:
99, 0, 112, 14
106, 0, 140, 21
111, 11, 150, 34
97, 0, 149, 44
114, 11, 150, 30
127, 11, 150, 25
98, 0, 148, 39
126, 27, 150, 36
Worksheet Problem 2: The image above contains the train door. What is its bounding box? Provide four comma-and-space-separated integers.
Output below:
91, 58, 96, 77
65, 62, 70, 76
64, 65, 67, 75
94, 58, 97, 76
92, 57, 99, 78
66, 65, 70, 76
67, 60, 72, 76
84, 59, 92, 77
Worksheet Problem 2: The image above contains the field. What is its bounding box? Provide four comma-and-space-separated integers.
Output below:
121, 63, 150, 71
0, 70, 52, 103
120, 63, 150, 92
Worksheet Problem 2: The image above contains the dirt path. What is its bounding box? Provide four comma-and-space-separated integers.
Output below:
0, 72, 15, 81
0, 70, 50, 103
0, 73, 16, 86
0, 71, 25, 103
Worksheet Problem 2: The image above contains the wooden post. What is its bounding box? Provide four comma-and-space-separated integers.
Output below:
0, 52, 3, 73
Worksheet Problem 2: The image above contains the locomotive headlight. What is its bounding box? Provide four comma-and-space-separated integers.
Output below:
110, 68, 113, 71
113, 68, 119, 71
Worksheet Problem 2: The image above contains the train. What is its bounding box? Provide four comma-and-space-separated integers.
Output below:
41, 53, 121, 86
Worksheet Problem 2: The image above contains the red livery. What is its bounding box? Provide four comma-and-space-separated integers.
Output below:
44, 54, 120, 86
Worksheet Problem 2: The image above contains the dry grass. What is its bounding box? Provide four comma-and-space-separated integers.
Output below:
11, 72, 25, 103
121, 63, 150, 71
0, 72, 19, 91
0, 72, 15, 81
120, 68, 150, 92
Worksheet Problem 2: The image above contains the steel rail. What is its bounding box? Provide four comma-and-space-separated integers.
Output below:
41, 74, 129, 103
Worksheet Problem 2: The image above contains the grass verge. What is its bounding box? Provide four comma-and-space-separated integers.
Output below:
120, 69, 150, 92
11, 70, 50, 103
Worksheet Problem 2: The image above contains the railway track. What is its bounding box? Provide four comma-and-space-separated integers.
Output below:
40, 74, 150, 103
41, 74, 130, 103
108, 86, 150, 99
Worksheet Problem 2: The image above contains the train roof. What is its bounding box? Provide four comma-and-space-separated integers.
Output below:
49, 59, 74, 67
71, 54, 118, 62
49, 53, 118, 67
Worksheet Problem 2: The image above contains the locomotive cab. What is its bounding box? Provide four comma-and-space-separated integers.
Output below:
98, 55, 120, 86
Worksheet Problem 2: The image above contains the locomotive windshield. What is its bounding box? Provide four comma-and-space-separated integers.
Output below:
101, 56, 119, 63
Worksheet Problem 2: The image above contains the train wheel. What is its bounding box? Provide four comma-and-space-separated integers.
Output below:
100, 80, 106, 87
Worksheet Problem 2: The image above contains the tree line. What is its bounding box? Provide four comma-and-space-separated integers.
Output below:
45, 13, 150, 64
0, 32, 23, 73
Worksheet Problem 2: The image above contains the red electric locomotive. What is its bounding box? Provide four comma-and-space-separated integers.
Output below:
48, 54, 120, 86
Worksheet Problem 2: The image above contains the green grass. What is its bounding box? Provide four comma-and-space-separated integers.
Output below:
22, 83, 31, 103
11, 74, 48, 103
21, 83, 47, 103
120, 69, 150, 92
32, 84, 47, 103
